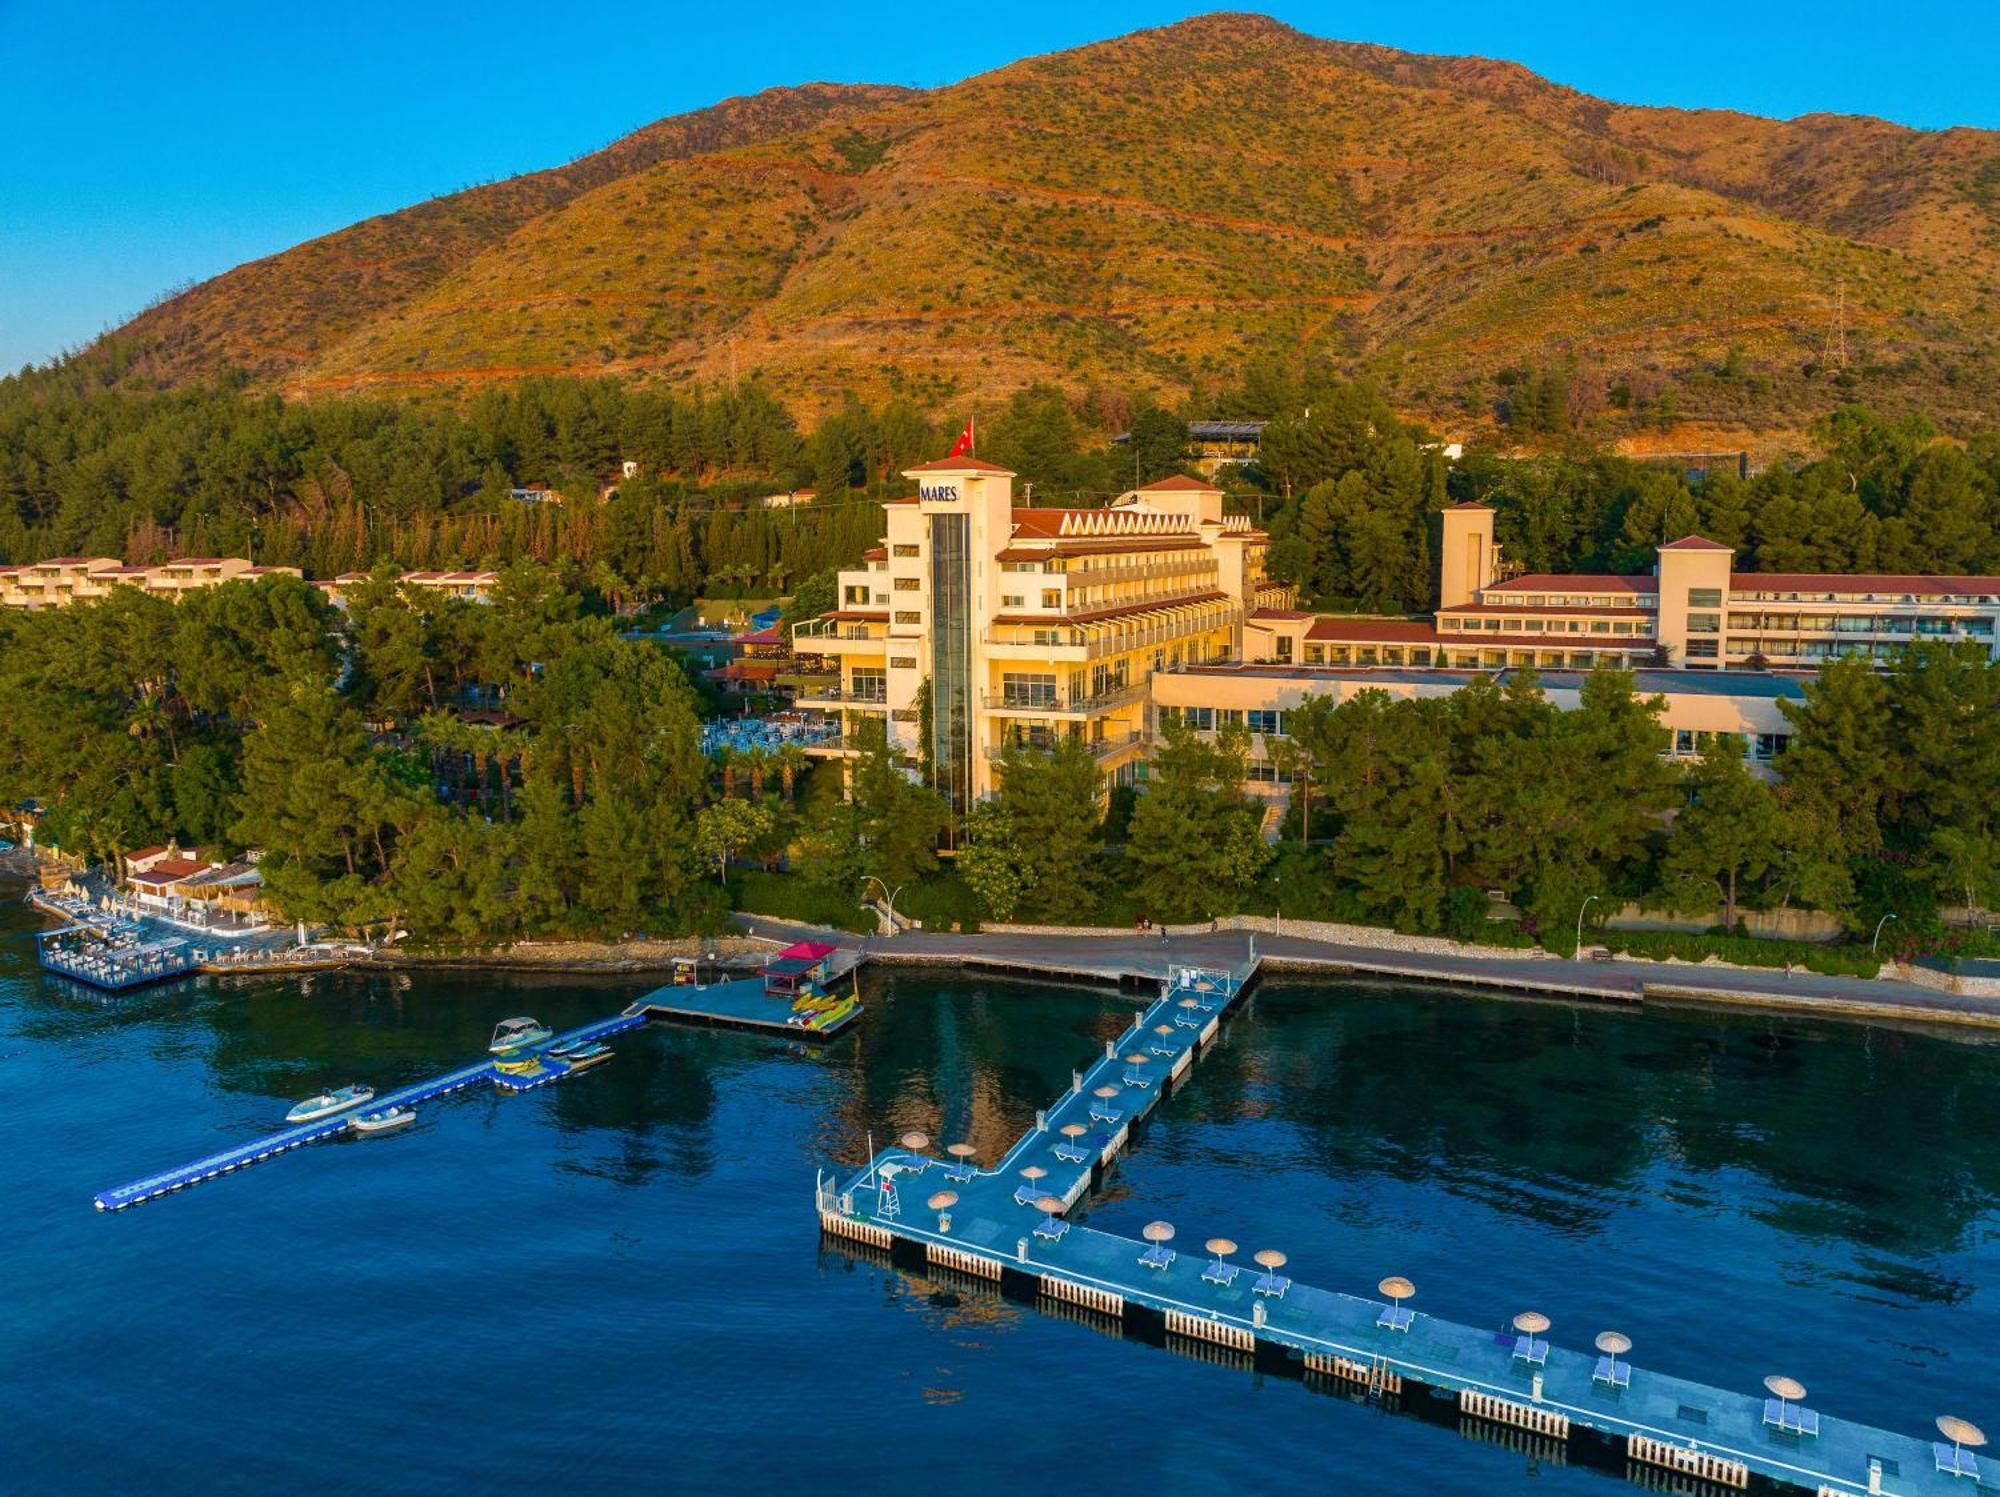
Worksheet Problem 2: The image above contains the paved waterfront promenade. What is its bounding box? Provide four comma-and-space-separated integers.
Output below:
733, 916, 2000, 1031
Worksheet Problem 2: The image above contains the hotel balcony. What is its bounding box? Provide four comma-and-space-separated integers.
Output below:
791, 683, 890, 710
985, 729, 1146, 765
979, 679, 1147, 718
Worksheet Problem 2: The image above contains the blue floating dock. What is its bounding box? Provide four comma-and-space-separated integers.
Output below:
631, 972, 862, 1041
93, 1011, 646, 1212
818, 966, 1972, 1497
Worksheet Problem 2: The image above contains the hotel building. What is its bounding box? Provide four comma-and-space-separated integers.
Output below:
1250, 503, 2000, 672
791, 461, 1291, 808
0, 556, 302, 610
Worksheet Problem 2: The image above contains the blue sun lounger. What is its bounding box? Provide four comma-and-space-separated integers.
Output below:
1149, 1041, 1177, 1057
1202, 1260, 1239, 1287
1376, 1306, 1414, 1332
1090, 1098, 1122, 1124
1173, 1011, 1201, 1028
1512, 1336, 1549, 1367
1053, 1138, 1088, 1163
1014, 1183, 1048, 1206
1034, 1216, 1070, 1243
1763, 1401, 1819, 1438
1935, 1445, 1981, 1479
1138, 1244, 1175, 1271
1593, 1356, 1630, 1390
1252, 1270, 1290, 1299
1122, 1069, 1152, 1089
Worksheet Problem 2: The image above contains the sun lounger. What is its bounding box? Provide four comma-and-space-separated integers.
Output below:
1053, 1140, 1087, 1164
1762, 1400, 1819, 1437
1935, 1445, 1981, 1479
1138, 1244, 1175, 1271
943, 1162, 976, 1183
1512, 1336, 1548, 1366
1013, 1184, 1046, 1206
1376, 1306, 1414, 1332
1089, 1100, 1122, 1124
1149, 1042, 1176, 1057
1173, 1011, 1201, 1028
1202, 1261, 1239, 1287
1034, 1217, 1069, 1243
1252, 1271, 1290, 1299
1592, 1356, 1630, 1390
1122, 1069, 1152, 1089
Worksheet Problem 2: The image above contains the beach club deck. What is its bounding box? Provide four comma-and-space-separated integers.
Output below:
818, 964, 1988, 1497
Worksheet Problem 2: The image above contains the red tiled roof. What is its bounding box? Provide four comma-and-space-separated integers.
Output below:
1732, 572, 2000, 595
1442, 602, 1655, 619
128, 857, 211, 886
1483, 574, 1655, 595
905, 456, 1014, 475
1305, 618, 1442, 643
1660, 536, 1732, 552
826, 610, 888, 622
861, 547, 887, 560
1136, 475, 1220, 493
736, 625, 786, 645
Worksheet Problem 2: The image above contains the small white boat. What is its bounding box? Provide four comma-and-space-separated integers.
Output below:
489, 1016, 552, 1055
548, 1036, 588, 1058
286, 1084, 375, 1123
349, 1106, 416, 1136
564, 1043, 613, 1071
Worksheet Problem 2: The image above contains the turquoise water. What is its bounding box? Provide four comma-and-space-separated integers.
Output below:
7, 884, 2000, 1495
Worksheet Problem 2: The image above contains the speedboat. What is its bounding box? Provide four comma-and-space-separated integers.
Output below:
286, 1084, 375, 1123
548, 1036, 589, 1058
563, 1043, 613, 1071
349, 1106, 415, 1136
489, 1016, 552, 1055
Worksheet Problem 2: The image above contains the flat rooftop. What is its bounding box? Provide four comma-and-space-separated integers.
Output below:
1170, 664, 1810, 699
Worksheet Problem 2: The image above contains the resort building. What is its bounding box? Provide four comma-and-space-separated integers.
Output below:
1151, 665, 1807, 796
1263, 503, 2000, 672
317, 569, 502, 608
791, 461, 1291, 808
0, 556, 301, 610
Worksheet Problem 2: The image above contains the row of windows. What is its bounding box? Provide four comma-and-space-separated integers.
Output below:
1672, 729, 1790, 761
1726, 613, 1995, 636
1443, 617, 1647, 636
1158, 706, 1286, 736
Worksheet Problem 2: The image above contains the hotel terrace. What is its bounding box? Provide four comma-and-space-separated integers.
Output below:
790, 461, 1291, 807
316, 569, 501, 607
0, 556, 302, 609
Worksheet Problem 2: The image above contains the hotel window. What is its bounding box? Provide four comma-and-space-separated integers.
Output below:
1275, 636, 1292, 662
894, 577, 921, 591
874, 592, 889, 605
1042, 590, 1062, 609
1305, 645, 1325, 663
1688, 588, 1723, 608
890, 657, 916, 671
1248, 709, 1283, 737
1185, 707, 1215, 731
849, 668, 887, 701
1524, 619, 1544, 633
1411, 648, 1431, 666
1675, 730, 1695, 754
1157, 706, 1181, 729
1591, 621, 1610, 634
894, 610, 920, 625
1002, 672, 1057, 707
1687, 613, 1720, 634
1686, 639, 1719, 659
1754, 733, 1790, 761
893, 544, 920, 557
843, 586, 869, 605
1218, 709, 1245, 729
1002, 594, 1025, 608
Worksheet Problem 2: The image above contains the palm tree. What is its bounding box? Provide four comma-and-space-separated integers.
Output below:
711, 745, 738, 799
742, 746, 770, 800
775, 742, 808, 804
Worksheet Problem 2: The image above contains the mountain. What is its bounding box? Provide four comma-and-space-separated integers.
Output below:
97, 14, 2000, 442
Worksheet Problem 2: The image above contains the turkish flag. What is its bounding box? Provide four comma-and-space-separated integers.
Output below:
946, 416, 975, 459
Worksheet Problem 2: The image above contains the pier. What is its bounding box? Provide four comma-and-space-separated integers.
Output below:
818, 961, 1981, 1497
93, 1011, 645, 1212
630, 951, 866, 1041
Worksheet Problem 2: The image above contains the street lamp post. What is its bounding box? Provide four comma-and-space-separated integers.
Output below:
1574, 894, 1601, 962
862, 875, 906, 937
1871, 912, 1898, 955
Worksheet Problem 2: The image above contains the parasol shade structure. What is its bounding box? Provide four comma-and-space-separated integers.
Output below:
1937, 1416, 1987, 1448
946, 1143, 976, 1159
1206, 1238, 1237, 1257
1765, 1375, 1807, 1403
1513, 1311, 1550, 1336
1143, 1221, 1175, 1243
1595, 1331, 1632, 1356
1254, 1249, 1288, 1269
899, 1131, 930, 1152
1093, 1085, 1120, 1098
926, 1191, 958, 1212
1060, 1123, 1088, 1138
1379, 1276, 1414, 1303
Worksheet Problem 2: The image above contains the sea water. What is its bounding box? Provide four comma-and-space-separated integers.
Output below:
6, 890, 1998, 1495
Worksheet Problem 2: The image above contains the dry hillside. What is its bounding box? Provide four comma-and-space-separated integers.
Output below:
101, 13, 2000, 440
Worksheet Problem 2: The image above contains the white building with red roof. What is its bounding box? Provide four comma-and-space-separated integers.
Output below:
792, 460, 1292, 806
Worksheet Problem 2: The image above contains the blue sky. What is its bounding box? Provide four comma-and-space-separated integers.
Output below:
3, 1, 1995, 372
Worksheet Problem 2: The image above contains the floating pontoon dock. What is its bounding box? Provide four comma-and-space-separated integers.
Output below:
93, 1011, 645, 1212
819, 963, 1979, 1497
631, 965, 863, 1042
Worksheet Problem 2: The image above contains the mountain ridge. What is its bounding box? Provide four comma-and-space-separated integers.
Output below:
87, 13, 2000, 442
